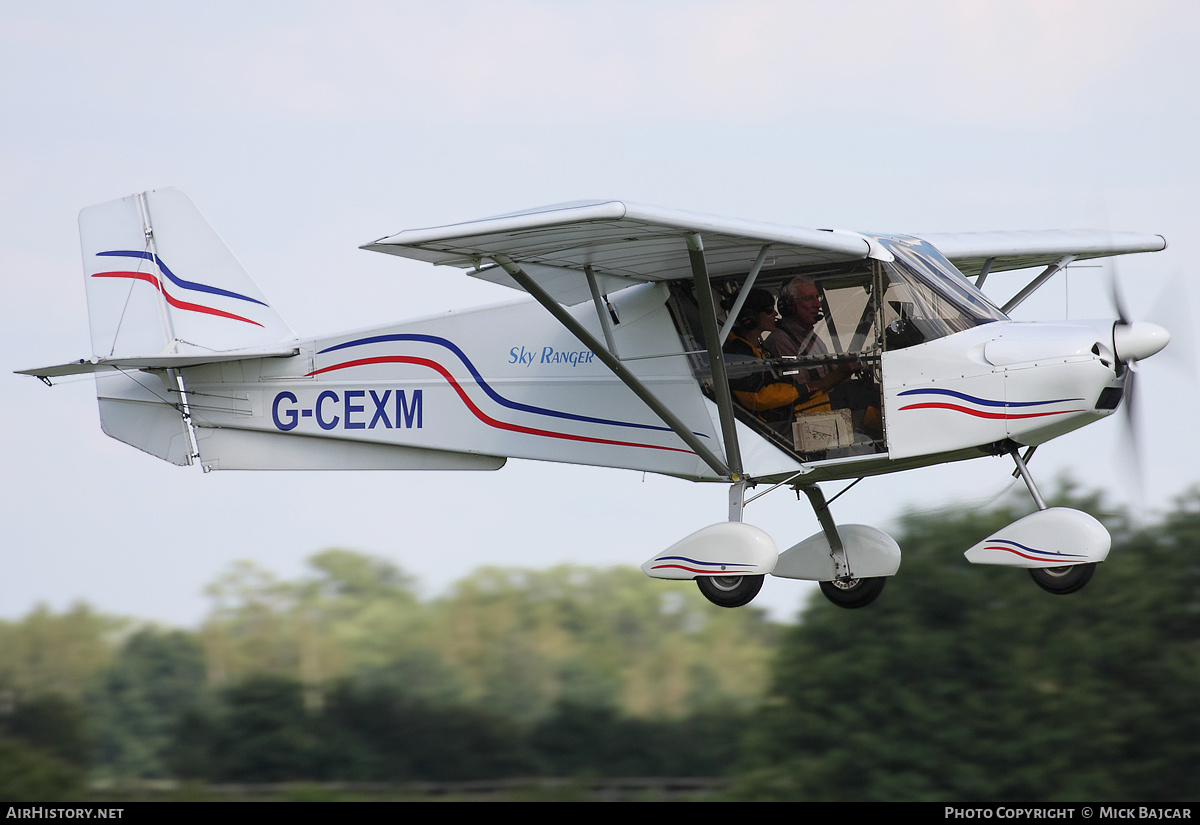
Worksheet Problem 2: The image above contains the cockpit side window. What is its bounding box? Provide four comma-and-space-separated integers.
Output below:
875, 236, 1006, 351
665, 260, 886, 462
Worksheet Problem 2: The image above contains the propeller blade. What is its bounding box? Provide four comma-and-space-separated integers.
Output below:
1146, 269, 1198, 383
1117, 363, 1145, 508
1109, 260, 1132, 326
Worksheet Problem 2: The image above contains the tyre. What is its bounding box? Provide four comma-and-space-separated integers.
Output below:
1029, 562, 1096, 595
819, 576, 886, 609
696, 574, 764, 608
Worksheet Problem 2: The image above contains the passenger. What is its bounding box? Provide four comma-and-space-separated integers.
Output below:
765, 277, 882, 437
722, 289, 806, 426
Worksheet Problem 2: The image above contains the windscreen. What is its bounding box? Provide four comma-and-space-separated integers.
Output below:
873, 236, 1006, 350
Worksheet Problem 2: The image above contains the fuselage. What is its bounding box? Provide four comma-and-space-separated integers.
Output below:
178, 282, 1127, 486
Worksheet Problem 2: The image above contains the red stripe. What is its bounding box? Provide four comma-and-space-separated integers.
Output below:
899, 402, 1083, 420
93, 271, 262, 326
650, 564, 753, 574
984, 545, 1063, 562
308, 355, 695, 455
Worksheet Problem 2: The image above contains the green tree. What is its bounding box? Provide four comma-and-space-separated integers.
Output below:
0, 603, 119, 701
165, 676, 325, 782
0, 735, 83, 802
321, 681, 532, 781
0, 693, 90, 768
734, 490, 1200, 802
428, 565, 780, 724
87, 628, 207, 778
200, 551, 430, 706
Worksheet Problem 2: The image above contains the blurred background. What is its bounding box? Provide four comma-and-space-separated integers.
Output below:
2, 1, 1198, 801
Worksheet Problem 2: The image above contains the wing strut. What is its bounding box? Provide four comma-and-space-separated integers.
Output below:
492, 254, 731, 479
975, 256, 996, 289
1001, 254, 1076, 314
686, 234, 744, 479
718, 244, 772, 345
584, 265, 620, 356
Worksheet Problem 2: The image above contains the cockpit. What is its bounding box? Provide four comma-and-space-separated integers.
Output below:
665, 235, 1007, 462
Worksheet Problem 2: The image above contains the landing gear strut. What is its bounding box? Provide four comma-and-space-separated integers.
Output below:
1009, 448, 1100, 596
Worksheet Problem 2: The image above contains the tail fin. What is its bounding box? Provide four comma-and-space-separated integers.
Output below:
82, 188, 294, 357
79, 189, 295, 464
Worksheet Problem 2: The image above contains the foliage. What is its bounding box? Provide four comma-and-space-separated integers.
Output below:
200, 551, 428, 703
87, 629, 207, 778
13, 490, 1200, 794
528, 702, 749, 777
732, 489, 1200, 802
198, 554, 779, 726
0, 693, 90, 768
0, 603, 120, 701
320, 681, 532, 781
427, 564, 779, 724
162, 675, 751, 783
0, 734, 84, 802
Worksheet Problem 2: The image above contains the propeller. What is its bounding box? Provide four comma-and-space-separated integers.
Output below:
1106, 262, 1181, 505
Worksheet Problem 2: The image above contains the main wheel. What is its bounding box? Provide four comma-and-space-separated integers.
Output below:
696, 574, 764, 608
819, 576, 886, 609
1029, 562, 1096, 595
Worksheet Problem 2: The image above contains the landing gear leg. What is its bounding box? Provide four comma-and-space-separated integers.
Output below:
1011, 446, 1046, 511
1010, 448, 1099, 595
800, 484, 889, 609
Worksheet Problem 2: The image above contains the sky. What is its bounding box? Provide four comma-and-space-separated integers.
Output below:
3, 0, 1198, 626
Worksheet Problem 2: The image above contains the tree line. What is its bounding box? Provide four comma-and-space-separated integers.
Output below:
2, 485, 1199, 801
0, 557, 776, 797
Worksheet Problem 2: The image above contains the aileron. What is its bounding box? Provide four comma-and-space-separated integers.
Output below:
915, 229, 1167, 278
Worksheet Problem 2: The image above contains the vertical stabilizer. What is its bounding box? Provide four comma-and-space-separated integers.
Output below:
79, 189, 296, 464
81, 188, 294, 357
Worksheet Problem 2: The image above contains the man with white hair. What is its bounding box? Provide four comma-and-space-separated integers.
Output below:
764, 277, 858, 393
765, 276, 882, 437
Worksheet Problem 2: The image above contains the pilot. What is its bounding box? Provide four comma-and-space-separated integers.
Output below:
765, 277, 882, 436
722, 289, 811, 426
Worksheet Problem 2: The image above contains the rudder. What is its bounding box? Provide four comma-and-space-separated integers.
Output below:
80, 189, 296, 464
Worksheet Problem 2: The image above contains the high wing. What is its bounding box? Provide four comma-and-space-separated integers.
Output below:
364, 201, 1171, 480
912, 229, 1167, 279
366, 200, 888, 481
363, 200, 875, 304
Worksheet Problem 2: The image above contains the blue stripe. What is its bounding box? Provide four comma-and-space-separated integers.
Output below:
319, 333, 709, 437
654, 555, 754, 568
989, 539, 1085, 560
898, 387, 1083, 408
97, 250, 268, 307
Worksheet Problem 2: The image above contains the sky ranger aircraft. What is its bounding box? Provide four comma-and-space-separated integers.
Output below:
20, 189, 1170, 609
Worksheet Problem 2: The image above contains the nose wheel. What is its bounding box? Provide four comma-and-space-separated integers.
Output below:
1029, 562, 1096, 595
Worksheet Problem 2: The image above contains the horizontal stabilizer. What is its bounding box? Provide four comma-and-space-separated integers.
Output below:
18, 346, 300, 382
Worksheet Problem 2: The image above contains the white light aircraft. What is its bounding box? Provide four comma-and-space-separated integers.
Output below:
20, 189, 1171, 609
